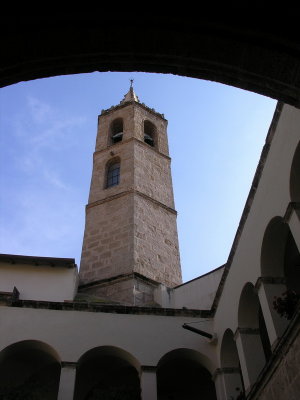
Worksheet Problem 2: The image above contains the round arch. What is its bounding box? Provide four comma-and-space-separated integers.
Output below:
105, 156, 121, 188
143, 120, 156, 147
261, 217, 290, 277
1, 12, 300, 106
74, 345, 141, 400
110, 118, 124, 144
260, 216, 300, 340
76, 345, 141, 372
220, 329, 240, 369
0, 340, 61, 399
238, 283, 262, 330
157, 348, 217, 400
261, 215, 300, 290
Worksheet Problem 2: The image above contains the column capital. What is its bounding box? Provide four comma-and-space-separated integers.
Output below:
61, 361, 77, 368
141, 365, 157, 400
255, 276, 286, 290
283, 201, 300, 222
58, 362, 77, 400
141, 365, 156, 372
212, 367, 240, 380
234, 327, 260, 340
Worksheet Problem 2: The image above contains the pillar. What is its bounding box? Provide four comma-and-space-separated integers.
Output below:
213, 368, 244, 400
212, 368, 226, 400
57, 362, 77, 400
256, 277, 288, 347
234, 328, 265, 392
140, 366, 157, 400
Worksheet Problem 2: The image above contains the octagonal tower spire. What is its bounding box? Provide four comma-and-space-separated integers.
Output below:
120, 80, 139, 104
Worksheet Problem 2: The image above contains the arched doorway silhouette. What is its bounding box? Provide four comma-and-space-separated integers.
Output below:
74, 346, 141, 400
0, 340, 61, 399
157, 348, 217, 400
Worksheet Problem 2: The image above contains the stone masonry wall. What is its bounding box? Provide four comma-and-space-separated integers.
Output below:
88, 140, 134, 205
253, 320, 300, 400
78, 274, 159, 306
79, 193, 135, 285
133, 104, 169, 156
134, 140, 175, 209
95, 104, 135, 151
133, 193, 182, 287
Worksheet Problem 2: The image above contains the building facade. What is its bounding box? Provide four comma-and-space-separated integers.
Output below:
0, 89, 299, 400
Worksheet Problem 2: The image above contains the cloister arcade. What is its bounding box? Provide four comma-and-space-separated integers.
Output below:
0, 342, 217, 400
214, 132, 300, 398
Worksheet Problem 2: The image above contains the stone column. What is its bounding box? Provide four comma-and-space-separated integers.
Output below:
57, 361, 77, 400
212, 368, 226, 400
256, 277, 288, 347
234, 328, 265, 392
213, 368, 244, 400
140, 366, 157, 400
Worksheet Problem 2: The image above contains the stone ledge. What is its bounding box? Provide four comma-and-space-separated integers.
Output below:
1, 298, 213, 318
86, 188, 177, 215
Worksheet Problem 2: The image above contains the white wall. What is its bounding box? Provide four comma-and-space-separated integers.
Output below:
0, 305, 217, 373
0, 263, 78, 302
171, 266, 224, 310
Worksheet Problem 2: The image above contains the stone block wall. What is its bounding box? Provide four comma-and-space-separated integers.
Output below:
133, 194, 182, 287
95, 104, 135, 151
133, 104, 169, 156
78, 274, 160, 306
134, 140, 175, 209
88, 140, 134, 204
79, 193, 135, 285
255, 326, 300, 400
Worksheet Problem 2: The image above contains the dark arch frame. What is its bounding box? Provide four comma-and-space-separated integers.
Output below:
0, 340, 61, 398
110, 118, 124, 145
74, 346, 141, 400
143, 120, 156, 147
2, 10, 300, 106
156, 348, 217, 400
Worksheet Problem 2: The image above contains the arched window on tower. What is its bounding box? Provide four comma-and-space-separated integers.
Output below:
110, 118, 123, 144
144, 120, 155, 147
106, 159, 120, 188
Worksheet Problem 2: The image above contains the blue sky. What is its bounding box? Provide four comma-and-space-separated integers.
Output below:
0, 72, 276, 282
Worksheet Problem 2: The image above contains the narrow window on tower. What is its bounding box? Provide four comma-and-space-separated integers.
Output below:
106, 159, 121, 188
110, 118, 123, 144
144, 120, 155, 147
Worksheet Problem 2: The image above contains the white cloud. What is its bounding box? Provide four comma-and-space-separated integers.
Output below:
11, 96, 86, 186
27, 95, 52, 124
43, 169, 69, 190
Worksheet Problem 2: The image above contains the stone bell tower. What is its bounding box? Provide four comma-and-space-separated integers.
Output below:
79, 84, 182, 305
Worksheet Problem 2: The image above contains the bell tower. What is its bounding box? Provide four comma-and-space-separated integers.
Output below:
79, 84, 182, 305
